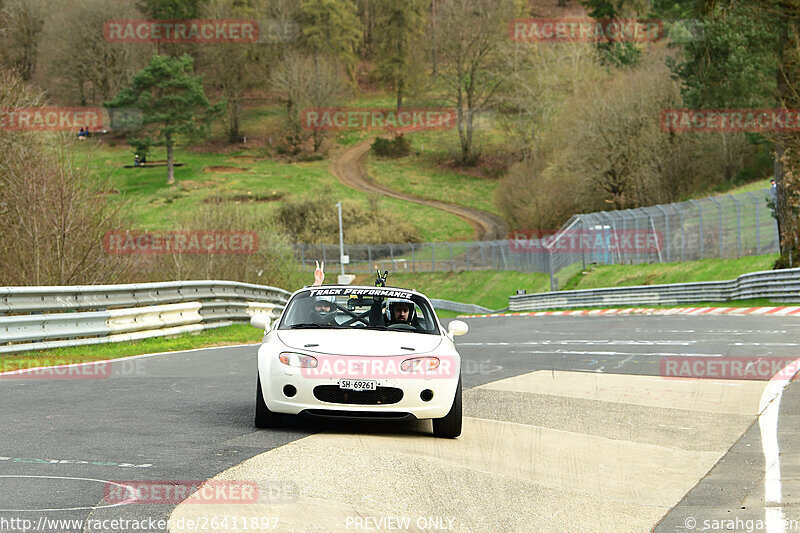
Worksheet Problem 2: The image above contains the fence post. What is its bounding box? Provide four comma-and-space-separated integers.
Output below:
689, 199, 703, 258
631, 209, 641, 263
709, 197, 723, 258
729, 194, 741, 258
411, 244, 416, 272
367, 244, 372, 270
499, 241, 508, 270
465, 242, 470, 270
322, 244, 327, 267
449, 242, 454, 272
430, 242, 435, 272
747, 192, 760, 254
655, 205, 670, 262
678, 204, 686, 261
299, 243, 305, 269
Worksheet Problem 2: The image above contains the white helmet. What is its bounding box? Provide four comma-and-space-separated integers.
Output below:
386, 298, 415, 324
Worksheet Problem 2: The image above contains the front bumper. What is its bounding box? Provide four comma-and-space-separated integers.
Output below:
258, 355, 459, 420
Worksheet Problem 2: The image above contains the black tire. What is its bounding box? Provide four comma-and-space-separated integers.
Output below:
432, 376, 462, 438
255, 373, 281, 428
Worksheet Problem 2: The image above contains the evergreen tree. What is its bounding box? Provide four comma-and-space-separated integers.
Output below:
372, 0, 427, 109
107, 54, 224, 185
299, 0, 362, 80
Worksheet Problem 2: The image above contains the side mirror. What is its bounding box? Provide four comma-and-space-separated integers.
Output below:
250, 313, 271, 331
447, 320, 468, 337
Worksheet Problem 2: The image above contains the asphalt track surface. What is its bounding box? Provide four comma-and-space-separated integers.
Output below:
1, 315, 799, 532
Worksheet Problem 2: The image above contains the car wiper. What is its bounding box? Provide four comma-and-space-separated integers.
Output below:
290, 323, 338, 329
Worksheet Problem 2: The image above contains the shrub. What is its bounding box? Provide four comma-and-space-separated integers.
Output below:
277, 195, 421, 244
371, 135, 411, 158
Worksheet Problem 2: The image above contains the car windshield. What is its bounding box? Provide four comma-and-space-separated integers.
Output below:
279, 287, 439, 334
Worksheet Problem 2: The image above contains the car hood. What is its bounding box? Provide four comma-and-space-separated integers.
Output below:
276, 329, 443, 356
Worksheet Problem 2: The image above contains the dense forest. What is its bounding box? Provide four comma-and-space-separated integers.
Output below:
2, 0, 800, 285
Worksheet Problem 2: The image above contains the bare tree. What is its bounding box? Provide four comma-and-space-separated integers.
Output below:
43, 0, 146, 105
272, 51, 349, 153
0, 0, 46, 80
433, 0, 520, 165
497, 40, 604, 159
199, 0, 274, 143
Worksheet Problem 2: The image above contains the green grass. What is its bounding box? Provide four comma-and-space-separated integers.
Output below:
367, 155, 501, 215
562, 253, 778, 291
1, 324, 261, 373
496, 298, 790, 315
353, 270, 550, 311
721, 179, 771, 196
79, 141, 473, 241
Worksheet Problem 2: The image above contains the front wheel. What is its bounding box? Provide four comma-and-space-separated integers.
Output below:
432, 376, 462, 438
255, 373, 281, 428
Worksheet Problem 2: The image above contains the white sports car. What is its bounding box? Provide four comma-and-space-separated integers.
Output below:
249, 285, 468, 438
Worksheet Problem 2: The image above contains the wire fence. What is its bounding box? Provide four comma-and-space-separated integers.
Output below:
294, 188, 779, 289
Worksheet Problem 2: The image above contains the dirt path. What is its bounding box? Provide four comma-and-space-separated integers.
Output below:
330, 138, 508, 241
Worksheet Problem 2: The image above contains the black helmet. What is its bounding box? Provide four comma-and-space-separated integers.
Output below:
309, 295, 337, 324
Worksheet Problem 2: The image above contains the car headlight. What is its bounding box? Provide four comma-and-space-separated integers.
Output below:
401, 357, 440, 373
279, 352, 318, 368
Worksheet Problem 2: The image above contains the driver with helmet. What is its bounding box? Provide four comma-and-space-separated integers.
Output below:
308, 295, 338, 325
386, 298, 417, 327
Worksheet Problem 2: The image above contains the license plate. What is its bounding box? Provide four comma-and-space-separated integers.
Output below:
339, 379, 376, 391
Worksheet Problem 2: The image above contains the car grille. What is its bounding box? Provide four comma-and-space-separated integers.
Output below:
313, 385, 404, 405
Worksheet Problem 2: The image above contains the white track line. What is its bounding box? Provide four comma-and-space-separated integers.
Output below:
758, 357, 800, 533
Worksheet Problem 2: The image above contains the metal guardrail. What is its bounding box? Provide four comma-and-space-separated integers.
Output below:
429, 299, 493, 315
508, 268, 800, 311
0, 281, 291, 355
